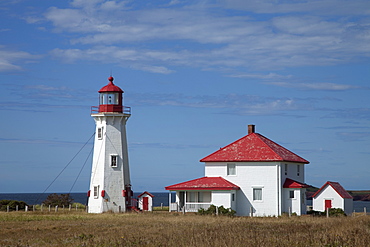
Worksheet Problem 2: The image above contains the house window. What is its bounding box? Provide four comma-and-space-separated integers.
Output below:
285, 164, 288, 175
97, 127, 103, 140
111, 155, 118, 167
289, 190, 295, 199
186, 191, 211, 203
227, 163, 236, 175
253, 188, 262, 201
297, 165, 300, 176
93, 186, 99, 198
232, 193, 235, 202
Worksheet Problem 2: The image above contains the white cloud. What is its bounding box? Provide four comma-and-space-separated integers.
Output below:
267, 82, 362, 91
41, 1, 370, 72
0, 46, 39, 72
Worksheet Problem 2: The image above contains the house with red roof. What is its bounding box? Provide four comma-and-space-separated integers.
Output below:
312, 181, 353, 215
165, 125, 310, 216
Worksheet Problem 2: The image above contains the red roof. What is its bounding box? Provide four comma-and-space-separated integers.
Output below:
283, 178, 311, 188
165, 177, 240, 191
312, 181, 353, 199
200, 133, 309, 163
98, 77, 123, 93
138, 191, 154, 198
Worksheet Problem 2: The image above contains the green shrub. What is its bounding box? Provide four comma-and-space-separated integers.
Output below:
307, 208, 346, 217
0, 199, 28, 211
197, 204, 236, 216
43, 193, 74, 207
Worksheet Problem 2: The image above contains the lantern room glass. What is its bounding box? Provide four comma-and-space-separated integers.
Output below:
100, 92, 119, 105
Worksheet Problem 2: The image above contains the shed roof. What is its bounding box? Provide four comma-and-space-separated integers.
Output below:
138, 191, 154, 198
312, 181, 353, 199
200, 133, 309, 163
283, 178, 311, 188
165, 177, 240, 191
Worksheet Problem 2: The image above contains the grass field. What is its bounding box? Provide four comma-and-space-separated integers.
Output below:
0, 211, 369, 247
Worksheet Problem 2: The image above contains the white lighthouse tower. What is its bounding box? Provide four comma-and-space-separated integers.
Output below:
88, 76, 132, 213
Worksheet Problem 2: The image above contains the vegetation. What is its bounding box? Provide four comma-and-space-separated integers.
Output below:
1, 211, 369, 246
307, 208, 347, 217
42, 193, 74, 207
198, 204, 236, 216
0, 200, 28, 211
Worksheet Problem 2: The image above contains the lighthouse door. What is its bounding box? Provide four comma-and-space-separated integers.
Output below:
143, 197, 149, 211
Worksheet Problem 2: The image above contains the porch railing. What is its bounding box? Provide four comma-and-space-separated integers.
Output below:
185, 203, 212, 212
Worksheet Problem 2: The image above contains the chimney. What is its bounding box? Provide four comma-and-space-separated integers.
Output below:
248, 124, 255, 134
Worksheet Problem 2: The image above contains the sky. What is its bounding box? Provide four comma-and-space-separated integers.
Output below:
0, 0, 369, 193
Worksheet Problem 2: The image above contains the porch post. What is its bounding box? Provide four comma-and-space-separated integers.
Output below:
168, 191, 172, 212
184, 191, 187, 213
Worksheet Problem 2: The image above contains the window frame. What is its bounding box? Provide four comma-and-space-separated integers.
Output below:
227, 163, 236, 176
93, 186, 99, 199
297, 165, 300, 176
97, 127, 103, 140
110, 154, 118, 167
253, 187, 263, 201
289, 190, 295, 199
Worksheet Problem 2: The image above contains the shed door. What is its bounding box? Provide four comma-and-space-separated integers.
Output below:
143, 197, 149, 211
325, 200, 332, 209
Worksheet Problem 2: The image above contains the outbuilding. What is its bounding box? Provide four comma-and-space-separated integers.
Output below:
138, 191, 154, 211
312, 181, 353, 215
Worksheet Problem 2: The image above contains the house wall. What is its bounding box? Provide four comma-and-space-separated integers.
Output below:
205, 162, 279, 216
282, 188, 305, 215
212, 191, 231, 208
313, 185, 345, 212
343, 198, 353, 215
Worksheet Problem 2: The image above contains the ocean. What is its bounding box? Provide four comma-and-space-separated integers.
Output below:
0, 192, 175, 207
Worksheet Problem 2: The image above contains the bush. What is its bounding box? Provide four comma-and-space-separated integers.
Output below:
197, 204, 236, 216
307, 208, 346, 217
43, 193, 74, 207
0, 199, 28, 211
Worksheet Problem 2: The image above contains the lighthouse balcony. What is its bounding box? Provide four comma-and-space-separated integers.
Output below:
91, 106, 131, 115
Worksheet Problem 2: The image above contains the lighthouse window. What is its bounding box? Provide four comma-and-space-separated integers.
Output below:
93, 186, 99, 198
111, 155, 118, 167
97, 128, 103, 139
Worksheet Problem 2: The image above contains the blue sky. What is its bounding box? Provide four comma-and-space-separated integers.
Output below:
0, 0, 369, 193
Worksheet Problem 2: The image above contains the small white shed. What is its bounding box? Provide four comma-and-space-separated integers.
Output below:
312, 181, 353, 215
138, 191, 154, 211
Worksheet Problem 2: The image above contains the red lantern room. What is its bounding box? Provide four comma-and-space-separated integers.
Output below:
98, 76, 123, 113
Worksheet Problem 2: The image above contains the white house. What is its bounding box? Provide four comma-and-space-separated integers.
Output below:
165, 125, 310, 216
312, 181, 353, 215
138, 191, 154, 211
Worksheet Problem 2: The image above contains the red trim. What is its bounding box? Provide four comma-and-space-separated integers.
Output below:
87, 190, 91, 197
138, 191, 155, 198
101, 190, 105, 198
122, 190, 126, 197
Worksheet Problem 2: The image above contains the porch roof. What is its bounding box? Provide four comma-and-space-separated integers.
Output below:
283, 178, 311, 188
165, 176, 240, 191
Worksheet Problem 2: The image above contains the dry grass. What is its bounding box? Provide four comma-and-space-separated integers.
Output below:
0, 211, 369, 247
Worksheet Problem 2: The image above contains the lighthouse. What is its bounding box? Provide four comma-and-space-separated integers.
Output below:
88, 76, 132, 213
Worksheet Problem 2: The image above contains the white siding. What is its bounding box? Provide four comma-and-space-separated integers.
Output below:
313, 185, 353, 215
206, 162, 279, 216
211, 191, 231, 208
88, 113, 131, 213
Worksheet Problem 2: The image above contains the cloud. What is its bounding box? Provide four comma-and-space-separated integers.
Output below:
0, 45, 39, 72
266, 82, 363, 91
41, 1, 370, 72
